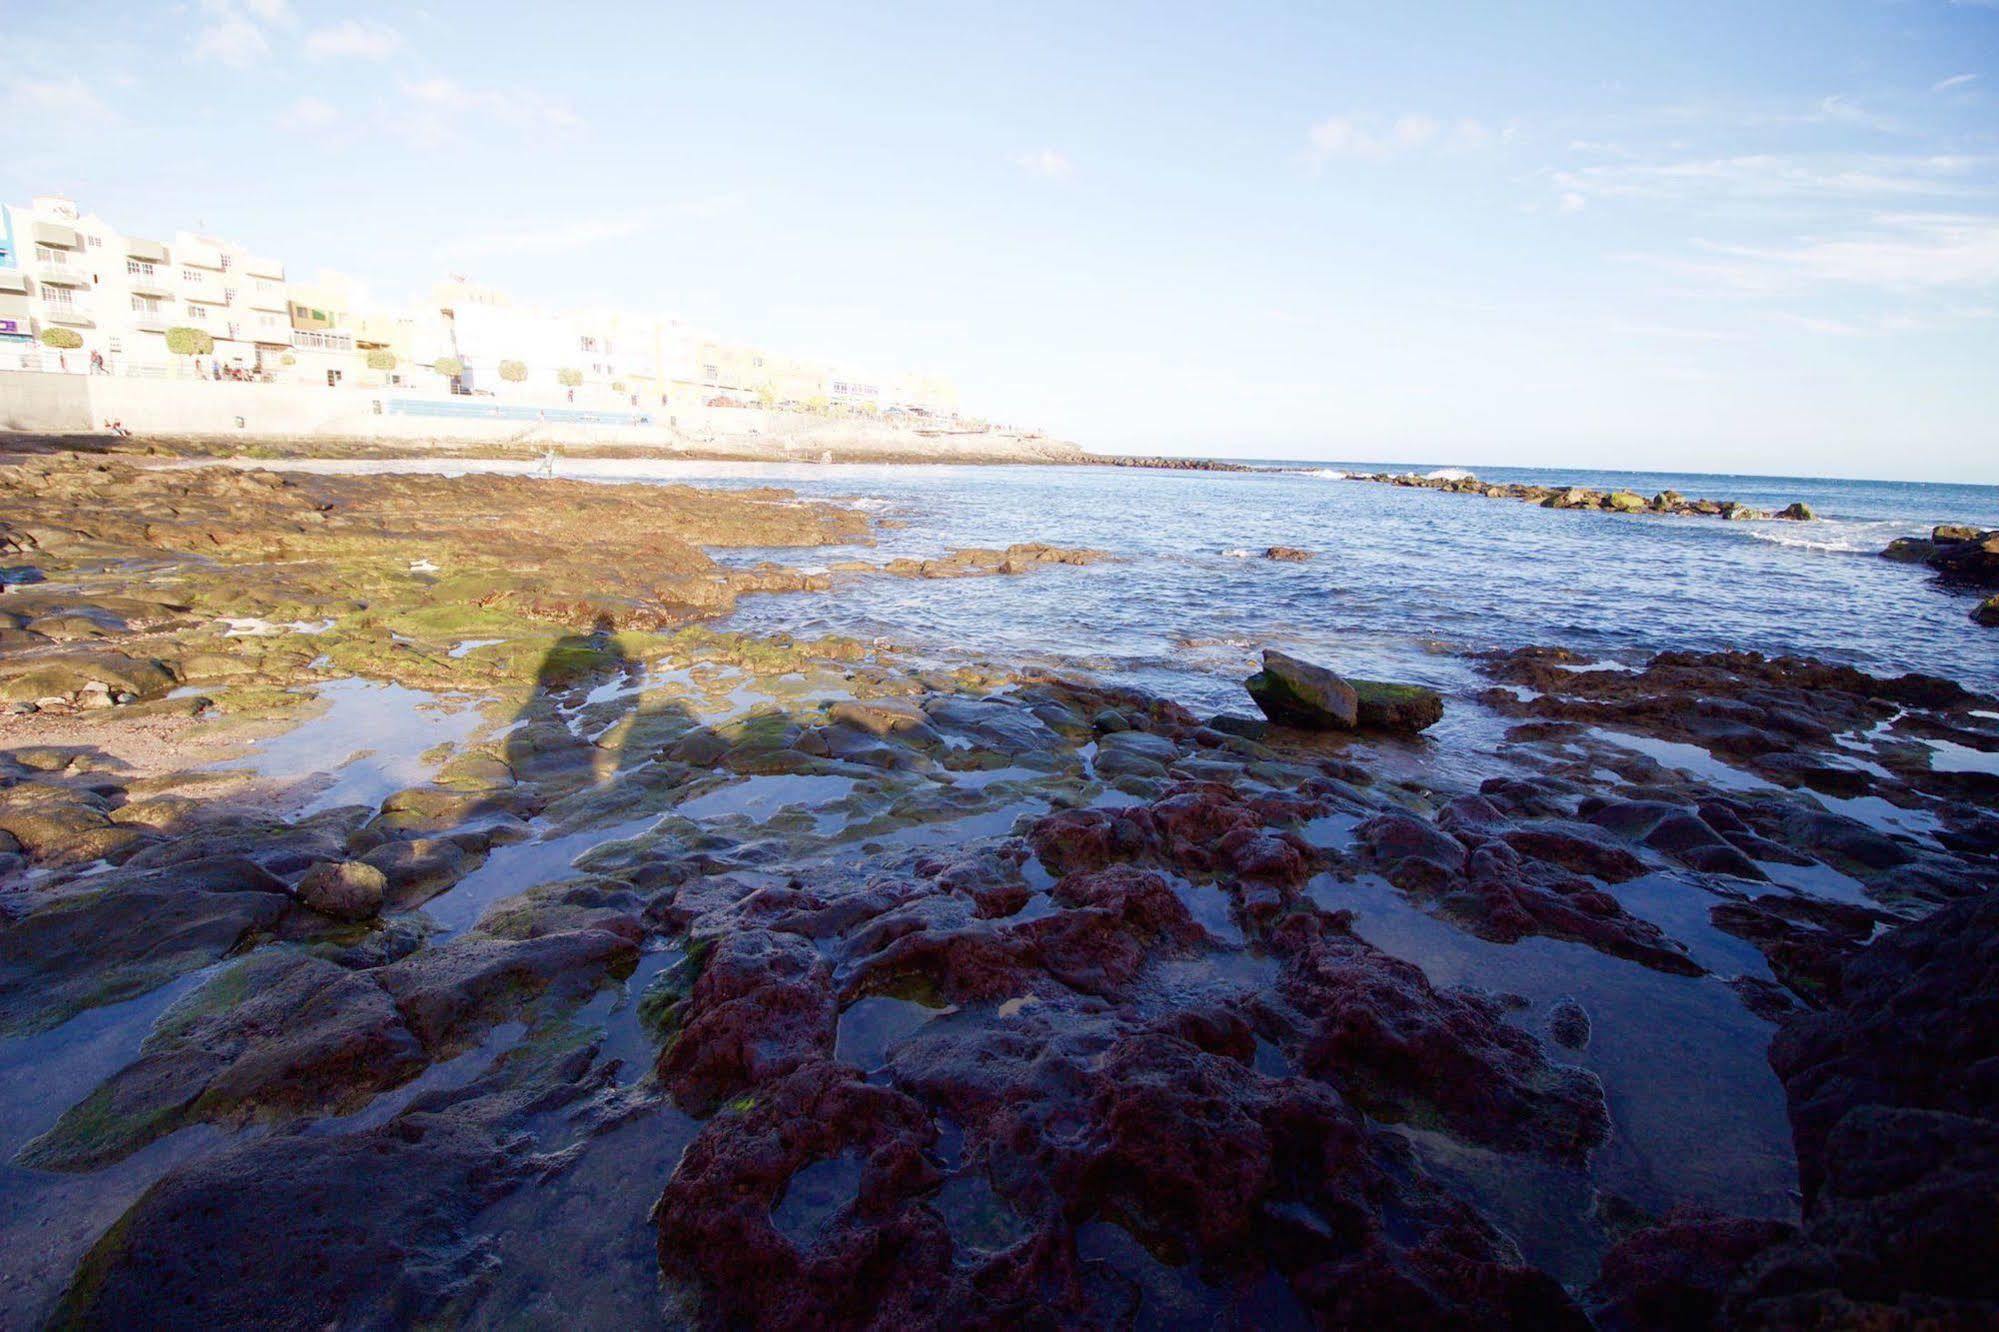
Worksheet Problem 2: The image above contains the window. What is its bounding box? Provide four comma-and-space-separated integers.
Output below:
223, 289, 236, 306
127, 260, 156, 280
87, 235, 102, 248
107, 337, 122, 353
219, 254, 232, 270
130, 296, 163, 315
580, 336, 598, 351
291, 330, 353, 351
181, 267, 205, 284
43, 288, 78, 310
35, 244, 69, 266
186, 303, 208, 320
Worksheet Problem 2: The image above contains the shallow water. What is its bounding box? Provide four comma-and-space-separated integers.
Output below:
247, 457, 1999, 708
210, 678, 485, 813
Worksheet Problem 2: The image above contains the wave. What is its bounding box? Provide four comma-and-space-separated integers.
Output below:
1301, 468, 1350, 480
1741, 519, 1903, 554
1222, 548, 1254, 558
1423, 468, 1475, 481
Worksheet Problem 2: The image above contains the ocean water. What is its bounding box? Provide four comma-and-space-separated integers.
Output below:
230, 456, 1999, 708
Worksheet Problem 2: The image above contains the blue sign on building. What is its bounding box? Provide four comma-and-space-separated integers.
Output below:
0, 208, 15, 270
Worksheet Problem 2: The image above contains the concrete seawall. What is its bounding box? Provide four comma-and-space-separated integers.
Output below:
0, 371, 1087, 464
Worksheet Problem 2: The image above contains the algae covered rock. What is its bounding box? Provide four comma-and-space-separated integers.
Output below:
1246, 649, 1442, 733
1349, 677, 1445, 732
1244, 649, 1357, 729
295, 859, 388, 921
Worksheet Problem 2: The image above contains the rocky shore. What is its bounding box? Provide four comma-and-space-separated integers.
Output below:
1, 447, 1995, 1328
1882, 524, 1999, 626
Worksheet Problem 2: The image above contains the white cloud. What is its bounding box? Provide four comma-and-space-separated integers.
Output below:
194, 17, 271, 67
1558, 191, 1588, 214
1010, 148, 1072, 178
306, 19, 403, 61
1933, 73, 1979, 92
1552, 152, 1993, 206
12, 76, 120, 125
1308, 113, 1505, 163
403, 77, 583, 131
1639, 214, 1999, 293
280, 95, 338, 130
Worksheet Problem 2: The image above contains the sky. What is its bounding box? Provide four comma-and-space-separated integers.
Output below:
6, 1, 1999, 481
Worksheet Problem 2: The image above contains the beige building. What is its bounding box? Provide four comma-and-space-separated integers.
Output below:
0, 194, 289, 375
0, 192, 965, 421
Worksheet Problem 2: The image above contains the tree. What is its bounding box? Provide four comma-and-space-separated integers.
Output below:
365, 349, 397, 372
557, 368, 583, 388
498, 360, 527, 383
164, 327, 215, 364
753, 382, 777, 409
38, 328, 83, 351
611, 380, 627, 393
280, 353, 297, 366
434, 356, 465, 377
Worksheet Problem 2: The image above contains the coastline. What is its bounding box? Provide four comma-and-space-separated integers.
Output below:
0, 441, 1995, 1325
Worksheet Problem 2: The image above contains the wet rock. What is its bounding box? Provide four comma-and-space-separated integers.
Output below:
1547, 996, 1591, 1050
16, 952, 425, 1170
54, 1113, 523, 1328
1349, 678, 1444, 733
1776, 501, 1815, 521
361, 835, 472, 906
377, 927, 637, 1051
1587, 1209, 1797, 1331
1245, 649, 1358, 729
1708, 895, 1880, 1008
1278, 921, 1610, 1161
1501, 819, 1647, 882
655, 1060, 949, 1328
1263, 546, 1314, 561
658, 928, 836, 1114
0, 870, 298, 1035
1769, 890, 1999, 1201
296, 859, 388, 921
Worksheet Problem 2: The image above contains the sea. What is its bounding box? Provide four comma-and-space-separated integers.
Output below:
265, 455, 1999, 706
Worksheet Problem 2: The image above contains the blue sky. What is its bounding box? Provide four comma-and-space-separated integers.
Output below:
8, 1, 1999, 480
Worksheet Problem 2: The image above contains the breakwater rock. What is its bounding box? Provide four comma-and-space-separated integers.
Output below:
1882, 525, 1999, 626
1343, 470, 1814, 522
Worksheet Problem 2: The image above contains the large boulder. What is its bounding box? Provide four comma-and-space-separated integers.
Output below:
1350, 678, 1444, 732
1245, 649, 1357, 728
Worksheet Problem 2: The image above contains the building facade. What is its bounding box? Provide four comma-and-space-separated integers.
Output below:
1, 192, 963, 420
0, 195, 290, 375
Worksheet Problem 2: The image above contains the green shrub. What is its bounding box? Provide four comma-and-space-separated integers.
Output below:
434, 356, 465, 377
164, 327, 215, 357
280, 352, 296, 366
557, 368, 583, 388
498, 359, 527, 383
38, 327, 83, 350
365, 349, 397, 371
611, 380, 627, 393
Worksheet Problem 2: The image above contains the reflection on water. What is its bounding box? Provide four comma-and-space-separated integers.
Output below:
1307, 874, 1797, 1237
210, 678, 485, 813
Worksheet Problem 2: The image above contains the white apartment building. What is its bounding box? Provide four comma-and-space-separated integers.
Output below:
0, 194, 289, 374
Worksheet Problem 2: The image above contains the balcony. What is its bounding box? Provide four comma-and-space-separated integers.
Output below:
131, 314, 170, 333
182, 287, 227, 306
36, 262, 90, 288
129, 276, 174, 299
247, 289, 287, 312
43, 300, 94, 327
